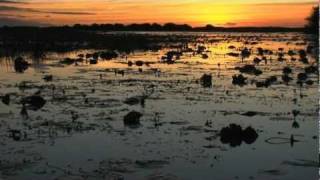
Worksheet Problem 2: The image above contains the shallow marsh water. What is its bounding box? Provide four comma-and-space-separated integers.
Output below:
0, 32, 318, 180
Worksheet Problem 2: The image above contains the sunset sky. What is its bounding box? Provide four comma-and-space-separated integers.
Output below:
0, 0, 318, 27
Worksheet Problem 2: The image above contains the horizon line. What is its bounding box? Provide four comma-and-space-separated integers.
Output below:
0, 23, 307, 29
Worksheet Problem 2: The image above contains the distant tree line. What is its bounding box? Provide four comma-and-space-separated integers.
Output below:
73, 23, 194, 31
69, 23, 302, 32
0, 22, 308, 33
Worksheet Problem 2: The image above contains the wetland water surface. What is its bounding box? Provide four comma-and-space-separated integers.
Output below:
0, 32, 318, 180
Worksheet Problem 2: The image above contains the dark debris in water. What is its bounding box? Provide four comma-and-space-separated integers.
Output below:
123, 111, 143, 127
282, 159, 319, 167
241, 111, 258, 117
200, 74, 212, 88
232, 74, 247, 86
259, 169, 287, 176
135, 160, 170, 169
43, 75, 53, 82
14, 56, 30, 73
59, 57, 83, 65
236, 65, 262, 76
220, 124, 258, 147
21, 96, 46, 111
1, 94, 10, 105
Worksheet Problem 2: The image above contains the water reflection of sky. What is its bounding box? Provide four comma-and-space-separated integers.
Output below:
0, 32, 318, 180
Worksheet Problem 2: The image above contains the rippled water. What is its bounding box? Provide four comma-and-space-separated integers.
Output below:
0, 32, 318, 180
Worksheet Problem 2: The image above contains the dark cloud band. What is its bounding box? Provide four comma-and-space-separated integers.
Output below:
0, 0, 27, 4
0, 5, 95, 15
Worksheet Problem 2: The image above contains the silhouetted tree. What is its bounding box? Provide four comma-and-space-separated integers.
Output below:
305, 6, 319, 36
304, 6, 319, 63
151, 23, 162, 31
163, 23, 192, 31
